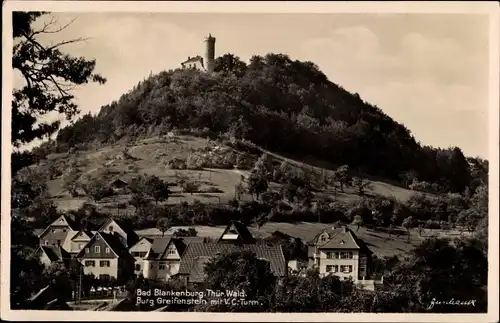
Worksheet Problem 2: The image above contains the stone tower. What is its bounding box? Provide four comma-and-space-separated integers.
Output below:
204, 33, 216, 74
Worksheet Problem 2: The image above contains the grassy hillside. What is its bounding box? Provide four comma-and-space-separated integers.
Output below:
43, 135, 419, 215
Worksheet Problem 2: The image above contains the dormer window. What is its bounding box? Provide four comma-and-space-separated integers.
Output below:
109, 226, 114, 232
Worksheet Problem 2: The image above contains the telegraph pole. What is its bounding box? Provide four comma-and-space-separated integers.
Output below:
78, 264, 83, 305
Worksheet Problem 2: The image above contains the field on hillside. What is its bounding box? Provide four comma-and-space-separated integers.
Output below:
136, 222, 470, 258
43, 135, 421, 215
45, 136, 254, 214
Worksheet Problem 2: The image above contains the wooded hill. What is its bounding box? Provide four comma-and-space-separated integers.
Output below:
52, 53, 485, 194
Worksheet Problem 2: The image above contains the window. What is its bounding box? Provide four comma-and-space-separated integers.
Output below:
85, 248, 90, 253
85, 260, 95, 267
63, 229, 67, 232
45, 241, 49, 245
340, 252, 353, 259
99, 274, 110, 281
105, 248, 110, 254
335, 252, 340, 259
109, 226, 114, 232
326, 252, 333, 259
326, 265, 339, 273
79, 244, 83, 250
320, 235, 327, 242
57, 240, 61, 245
95, 246, 100, 253
326, 265, 338, 273
52, 229, 56, 233
168, 249, 176, 256
132, 252, 147, 258
100, 260, 110, 267
340, 265, 352, 273
135, 264, 141, 271
96, 235, 100, 240
159, 262, 166, 270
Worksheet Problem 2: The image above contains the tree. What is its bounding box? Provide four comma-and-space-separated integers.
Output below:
10, 245, 45, 309
156, 218, 172, 237
352, 214, 364, 231
399, 170, 417, 188
352, 177, 371, 195
181, 180, 200, 195
144, 175, 171, 204
128, 192, 149, 213
235, 182, 246, 201
62, 168, 81, 197
253, 153, 274, 181
214, 53, 248, 77
333, 165, 351, 192
11, 167, 49, 208
254, 212, 269, 231
402, 216, 414, 241
203, 250, 275, 311
12, 12, 106, 148
173, 228, 198, 237
82, 179, 111, 202
247, 172, 269, 200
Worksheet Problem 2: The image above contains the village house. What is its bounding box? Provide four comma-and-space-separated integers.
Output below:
217, 220, 256, 244
174, 221, 287, 285
66, 229, 93, 256
108, 178, 129, 194
75, 231, 135, 282
97, 218, 139, 249
142, 236, 205, 281
38, 215, 78, 248
308, 225, 383, 290
176, 243, 287, 286
128, 237, 153, 277
34, 245, 72, 268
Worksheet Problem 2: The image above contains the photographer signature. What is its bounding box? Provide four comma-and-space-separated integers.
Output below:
428, 298, 476, 310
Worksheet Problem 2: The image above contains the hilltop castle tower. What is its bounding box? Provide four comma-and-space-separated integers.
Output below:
203, 33, 216, 74
180, 33, 216, 73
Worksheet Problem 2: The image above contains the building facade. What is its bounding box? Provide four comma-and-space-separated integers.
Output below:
308, 226, 373, 283
76, 232, 135, 282
180, 33, 216, 74
129, 237, 153, 277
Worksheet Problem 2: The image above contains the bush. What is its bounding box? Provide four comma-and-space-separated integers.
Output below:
168, 157, 187, 170
425, 220, 442, 229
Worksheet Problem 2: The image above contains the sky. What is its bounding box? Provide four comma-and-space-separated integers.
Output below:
14, 12, 491, 158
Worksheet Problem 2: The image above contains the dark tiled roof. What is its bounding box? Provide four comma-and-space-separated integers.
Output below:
100, 232, 135, 261
40, 230, 70, 243
109, 178, 128, 187
181, 55, 204, 65
307, 226, 343, 245
40, 246, 71, 262
318, 227, 361, 250
178, 243, 287, 280
145, 236, 205, 260
146, 237, 172, 260
218, 221, 255, 243
71, 230, 92, 241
